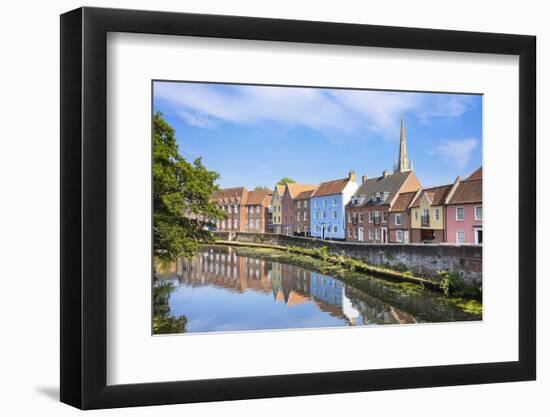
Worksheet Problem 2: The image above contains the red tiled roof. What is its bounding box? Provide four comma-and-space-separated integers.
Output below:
448, 179, 482, 204
246, 189, 272, 205
465, 167, 482, 181
294, 188, 316, 200
311, 178, 349, 197
390, 191, 417, 212
411, 184, 453, 207
212, 187, 248, 204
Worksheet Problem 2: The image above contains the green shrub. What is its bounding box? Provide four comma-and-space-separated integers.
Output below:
439, 270, 465, 296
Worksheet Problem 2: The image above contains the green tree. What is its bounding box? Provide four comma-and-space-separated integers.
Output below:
254, 185, 270, 192
153, 112, 225, 261
277, 177, 296, 185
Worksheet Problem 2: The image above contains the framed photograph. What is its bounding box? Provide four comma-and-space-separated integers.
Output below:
60, 6, 536, 409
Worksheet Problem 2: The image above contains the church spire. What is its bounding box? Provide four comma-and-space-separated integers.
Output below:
396, 113, 411, 173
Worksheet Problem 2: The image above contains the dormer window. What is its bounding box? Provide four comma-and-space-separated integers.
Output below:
375, 192, 381, 202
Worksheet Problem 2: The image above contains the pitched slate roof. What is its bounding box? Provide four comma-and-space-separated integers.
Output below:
286, 183, 317, 199
212, 187, 248, 204
465, 167, 483, 181
349, 171, 413, 207
246, 189, 272, 205
311, 178, 350, 197
390, 191, 417, 212
447, 179, 482, 204
410, 184, 453, 208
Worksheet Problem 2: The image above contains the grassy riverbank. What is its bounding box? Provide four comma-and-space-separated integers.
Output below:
207, 243, 482, 319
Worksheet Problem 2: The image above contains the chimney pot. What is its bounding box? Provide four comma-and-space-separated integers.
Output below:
348, 170, 356, 182
383, 168, 389, 178
362, 174, 368, 183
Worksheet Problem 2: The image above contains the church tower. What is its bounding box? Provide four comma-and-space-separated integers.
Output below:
395, 113, 412, 173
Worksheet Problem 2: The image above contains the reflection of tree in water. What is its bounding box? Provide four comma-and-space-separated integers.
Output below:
153, 281, 188, 334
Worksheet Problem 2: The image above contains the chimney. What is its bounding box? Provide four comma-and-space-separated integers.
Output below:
348, 170, 356, 182
383, 168, 389, 178
362, 174, 368, 184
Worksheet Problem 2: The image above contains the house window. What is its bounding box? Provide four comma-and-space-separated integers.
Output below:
359, 213, 364, 222
396, 230, 403, 242
304, 200, 308, 208
348, 228, 352, 238
323, 211, 327, 218
368, 228, 373, 240
434, 208, 440, 221
314, 200, 318, 208
297, 212, 301, 221
234, 205, 238, 213
315, 212, 319, 219
221, 221, 226, 229
297, 201, 301, 208
333, 198, 337, 206
395, 214, 402, 226
368, 212, 373, 223
457, 230, 465, 243
234, 220, 238, 229
333, 226, 338, 233
348, 212, 351, 223
375, 228, 380, 240
315, 225, 320, 233
256, 219, 260, 228
333, 211, 337, 219
228, 206, 232, 213
382, 211, 388, 223
323, 200, 327, 207
456, 206, 464, 221
475, 205, 482, 221
228, 219, 232, 229
304, 211, 307, 220
256, 205, 260, 213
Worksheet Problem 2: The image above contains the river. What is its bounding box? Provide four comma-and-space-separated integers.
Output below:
153, 245, 481, 334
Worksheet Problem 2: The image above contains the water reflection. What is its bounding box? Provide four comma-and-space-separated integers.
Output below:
154, 245, 435, 334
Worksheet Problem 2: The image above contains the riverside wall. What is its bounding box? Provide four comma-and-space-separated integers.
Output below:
212, 232, 482, 285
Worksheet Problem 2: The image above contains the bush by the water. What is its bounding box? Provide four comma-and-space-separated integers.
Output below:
439, 270, 465, 296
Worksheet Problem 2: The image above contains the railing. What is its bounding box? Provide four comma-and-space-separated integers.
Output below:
421, 215, 430, 227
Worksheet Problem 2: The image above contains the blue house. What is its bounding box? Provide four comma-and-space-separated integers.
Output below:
310, 171, 359, 240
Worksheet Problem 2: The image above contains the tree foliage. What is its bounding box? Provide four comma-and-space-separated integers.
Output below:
277, 177, 296, 185
153, 281, 188, 334
254, 185, 270, 192
153, 112, 225, 261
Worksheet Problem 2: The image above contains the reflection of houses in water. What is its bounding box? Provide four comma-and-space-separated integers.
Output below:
157, 247, 415, 326
175, 247, 272, 294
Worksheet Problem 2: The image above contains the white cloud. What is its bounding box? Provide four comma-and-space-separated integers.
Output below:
428, 138, 478, 169
418, 95, 476, 124
154, 82, 478, 139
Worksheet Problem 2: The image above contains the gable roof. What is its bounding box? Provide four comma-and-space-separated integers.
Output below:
311, 178, 350, 197
390, 191, 417, 212
465, 167, 482, 181
246, 189, 272, 205
411, 184, 453, 208
349, 171, 413, 207
274, 184, 286, 196
447, 179, 482, 204
212, 187, 248, 204
294, 188, 316, 200
286, 183, 317, 199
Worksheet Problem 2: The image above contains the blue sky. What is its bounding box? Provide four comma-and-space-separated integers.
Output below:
153, 81, 482, 189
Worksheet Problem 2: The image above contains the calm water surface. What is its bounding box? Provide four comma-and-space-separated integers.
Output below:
153, 245, 479, 334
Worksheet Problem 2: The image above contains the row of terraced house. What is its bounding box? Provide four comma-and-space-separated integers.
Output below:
212, 116, 482, 245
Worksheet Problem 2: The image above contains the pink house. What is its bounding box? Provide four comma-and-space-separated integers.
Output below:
444, 168, 482, 244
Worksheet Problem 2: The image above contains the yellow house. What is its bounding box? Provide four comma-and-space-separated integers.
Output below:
271, 185, 285, 234
409, 184, 453, 243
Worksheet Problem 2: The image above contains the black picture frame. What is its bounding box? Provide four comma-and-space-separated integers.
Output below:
60, 6, 536, 410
